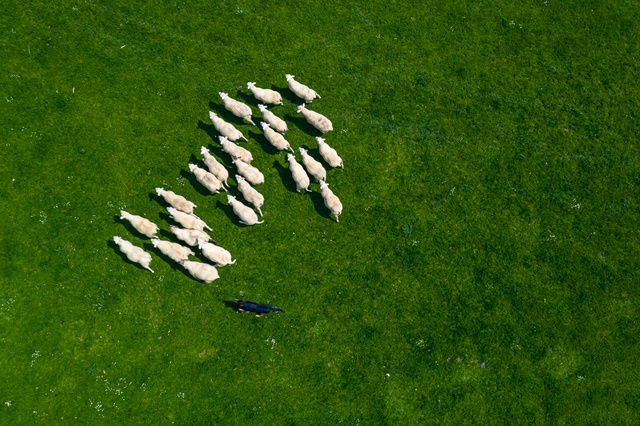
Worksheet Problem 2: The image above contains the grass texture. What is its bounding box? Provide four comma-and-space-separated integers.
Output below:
1, 0, 639, 423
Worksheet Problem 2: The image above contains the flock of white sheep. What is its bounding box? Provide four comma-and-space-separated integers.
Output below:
113, 75, 344, 282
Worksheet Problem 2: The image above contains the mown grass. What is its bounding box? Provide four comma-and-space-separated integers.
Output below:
1, 0, 639, 423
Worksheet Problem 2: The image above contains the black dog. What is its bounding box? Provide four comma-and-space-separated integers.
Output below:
235, 299, 284, 317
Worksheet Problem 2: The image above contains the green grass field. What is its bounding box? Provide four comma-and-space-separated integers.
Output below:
1, 0, 639, 423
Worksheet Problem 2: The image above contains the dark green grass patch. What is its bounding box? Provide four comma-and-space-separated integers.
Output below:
1, 0, 639, 423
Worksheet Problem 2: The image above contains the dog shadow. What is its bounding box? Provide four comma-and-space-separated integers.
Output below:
223, 300, 240, 312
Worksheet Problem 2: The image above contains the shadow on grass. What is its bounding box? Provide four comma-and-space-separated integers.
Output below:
272, 159, 299, 193
197, 120, 220, 143
285, 113, 322, 137
140, 241, 198, 281
113, 214, 156, 240
309, 190, 333, 221
215, 199, 244, 228
223, 300, 240, 312
208, 101, 250, 128
270, 84, 300, 106
179, 168, 211, 197
234, 89, 257, 108
148, 190, 168, 209
248, 130, 283, 156
107, 238, 155, 273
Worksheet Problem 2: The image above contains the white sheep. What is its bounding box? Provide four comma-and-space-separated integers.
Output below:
169, 225, 212, 247
232, 156, 264, 186
189, 163, 225, 194
155, 188, 197, 214
298, 104, 333, 133
113, 236, 154, 272
316, 137, 343, 168
119, 210, 159, 238
286, 153, 311, 193
247, 82, 283, 105
235, 174, 264, 216
167, 207, 212, 231
219, 136, 253, 164
197, 238, 236, 267
258, 104, 288, 134
260, 122, 294, 153
209, 111, 248, 142
299, 147, 327, 181
285, 74, 320, 103
200, 146, 230, 189
319, 180, 343, 222
179, 260, 219, 283
227, 195, 264, 226
219, 92, 255, 125
151, 238, 194, 263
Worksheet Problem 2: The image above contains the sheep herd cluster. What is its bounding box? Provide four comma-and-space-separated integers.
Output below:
113, 75, 344, 283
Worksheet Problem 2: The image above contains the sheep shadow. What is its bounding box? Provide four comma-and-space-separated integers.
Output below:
309, 190, 334, 221
206, 143, 236, 169
197, 120, 220, 143
141, 241, 197, 280
208, 101, 252, 128
215, 199, 245, 228
234, 89, 257, 107
113, 214, 154, 240
179, 168, 212, 197
272, 159, 299, 193
248, 130, 283, 156
270, 84, 301, 106
148, 190, 168, 209
285, 114, 323, 136
107, 238, 154, 273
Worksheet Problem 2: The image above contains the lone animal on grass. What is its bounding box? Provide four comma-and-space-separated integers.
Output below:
113, 236, 154, 272
189, 163, 225, 194
235, 174, 264, 216
167, 207, 212, 231
298, 104, 333, 133
219, 136, 253, 164
235, 299, 284, 317
219, 92, 255, 125
260, 122, 294, 153
155, 188, 197, 214
169, 225, 213, 247
286, 153, 311, 193
151, 238, 194, 263
197, 238, 236, 267
319, 180, 343, 222
258, 104, 288, 134
209, 111, 247, 142
119, 210, 159, 238
232, 156, 264, 186
179, 260, 219, 283
201, 146, 230, 189
299, 147, 327, 182
247, 82, 283, 105
316, 137, 343, 169
285, 74, 320, 103
227, 195, 264, 226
